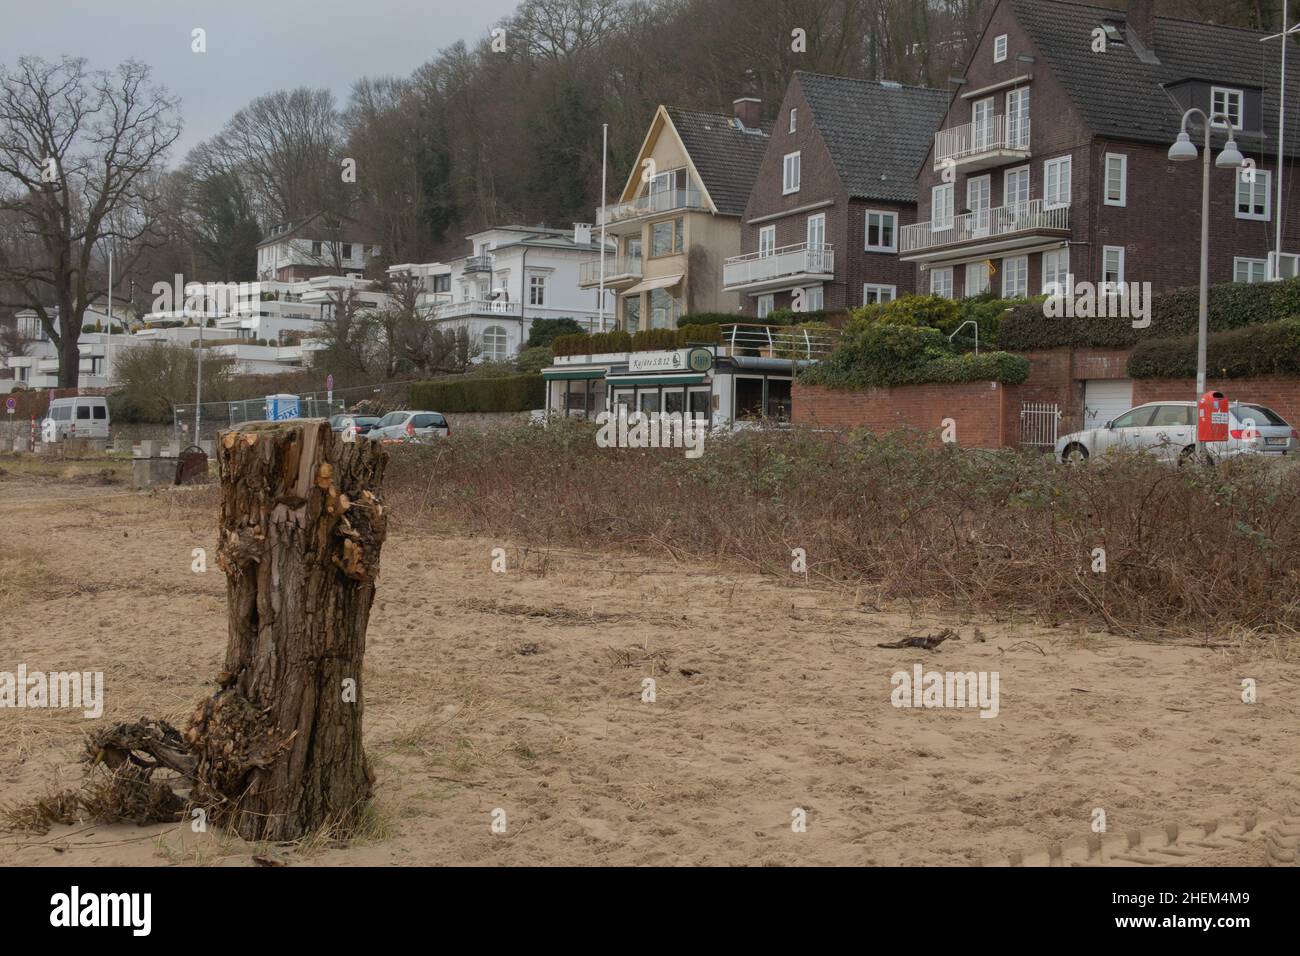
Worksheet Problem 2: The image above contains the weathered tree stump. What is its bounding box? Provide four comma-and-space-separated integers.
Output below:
201, 419, 388, 841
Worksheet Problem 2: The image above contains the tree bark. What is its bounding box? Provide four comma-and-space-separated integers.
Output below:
206, 419, 388, 841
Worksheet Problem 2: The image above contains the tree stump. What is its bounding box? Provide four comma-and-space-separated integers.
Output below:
204, 419, 388, 841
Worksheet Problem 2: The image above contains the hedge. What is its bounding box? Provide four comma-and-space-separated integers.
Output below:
409, 374, 545, 413
552, 323, 722, 357
1127, 318, 1300, 379
999, 277, 1300, 351
799, 322, 1030, 389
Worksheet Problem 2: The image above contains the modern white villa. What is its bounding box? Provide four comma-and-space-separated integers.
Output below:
389, 224, 614, 361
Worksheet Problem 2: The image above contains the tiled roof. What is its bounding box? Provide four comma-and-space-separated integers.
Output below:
1013, 0, 1300, 155
664, 107, 771, 216
795, 72, 949, 203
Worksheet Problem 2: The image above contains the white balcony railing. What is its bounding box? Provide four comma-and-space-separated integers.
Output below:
597, 187, 707, 227
579, 255, 643, 286
900, 199, 1069, 254
723, 242, 835, 290
719, 323, 839, 360
934, 115, 1031, 168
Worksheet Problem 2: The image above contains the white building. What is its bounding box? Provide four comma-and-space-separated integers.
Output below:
2, 308, 128, 392
256, 213, 382, 282
390, 224, 614, 361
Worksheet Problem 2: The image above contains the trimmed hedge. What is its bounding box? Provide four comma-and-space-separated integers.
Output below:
409, 374, 545, 413
552, 323, 722, 357
999, 277, 1300, 351
799, 322, 1029, 389
1128, 318, 1300, 379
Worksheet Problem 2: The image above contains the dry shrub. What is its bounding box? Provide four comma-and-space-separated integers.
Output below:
385, 420, 1300, 638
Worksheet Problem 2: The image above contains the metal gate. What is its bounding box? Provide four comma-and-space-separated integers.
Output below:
1020, 401, 1061, 449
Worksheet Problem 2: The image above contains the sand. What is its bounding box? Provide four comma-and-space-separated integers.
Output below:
1, 477, 1297, 866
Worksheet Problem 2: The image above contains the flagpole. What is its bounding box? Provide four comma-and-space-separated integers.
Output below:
1263, 7, 1297, 277
106, 246, 112, 385
599, 122, 608, 333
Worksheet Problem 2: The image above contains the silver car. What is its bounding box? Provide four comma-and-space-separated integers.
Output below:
1055, 401, 1297, 464
368, 410, 451, 442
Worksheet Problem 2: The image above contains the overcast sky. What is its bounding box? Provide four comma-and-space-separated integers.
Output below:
0, 0, 521, 160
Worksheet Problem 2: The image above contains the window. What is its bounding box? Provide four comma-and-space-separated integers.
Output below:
807, 213, 826, 250
529, 275, 546, 306
789, 108, 797, 133
371, 245, 381, 257
1150, 405, 1194, 427
341, 243, 353, 259
651, 218, 683, 256
865, 210, 897, 251
93, 404, 106, 420
1044, 156, 1071, 209
930, 267, 954, 299
994, 34, 1008, 62
649, 287, 678, 328
932, 183, 955, 230
1234, 257, 1268, 283
757, 294, 774, 319
759, 225, 776, 257
783, 152, 801, 194
311, 241, 322, 257
482, 325, 509, 361
1004, 166, 1030, 207
76, 404, 90, 420
802, 285, 824, 311
967, 176, 991, 233
863, 284, 896, 305
966, 262, 990, 296
1006, 88, 1030, 148
1002, 255, 1028, 298
1211, 87, 1243, 130
1236, 169, 1270, 220
1042, 247, 1070, 295
1112, 406, 1157, 429
1104, 153, 1127, 206
433, 274, 451, 293
1102, 245, 1125, 289
623, 295, 641, 332
971, 97, 995, 150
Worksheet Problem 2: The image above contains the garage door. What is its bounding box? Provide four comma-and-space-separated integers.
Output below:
1083, 379, 1133, 429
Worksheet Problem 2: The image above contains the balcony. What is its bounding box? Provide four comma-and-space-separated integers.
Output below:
429, 299, 606, 329
596, 188, 707, 229
719, 323, 839, 360
900, 199, 1070, 264
578, 254, 643, 288
463, 254, 494, 274
723, 242, 835, 293
934, 116, 1031, 172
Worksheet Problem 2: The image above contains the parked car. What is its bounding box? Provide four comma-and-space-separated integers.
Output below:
329, 414, 380, 437
43, 395, 110, 440
368, 410, 451, 442
1056, 401, 1297, 464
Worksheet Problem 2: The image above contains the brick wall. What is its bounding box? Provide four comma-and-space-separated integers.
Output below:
1133, 376, 1300, 429
793, 380, 1020, 448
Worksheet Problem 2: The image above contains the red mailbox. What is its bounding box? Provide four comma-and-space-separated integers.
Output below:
1197, 391, 1230, 443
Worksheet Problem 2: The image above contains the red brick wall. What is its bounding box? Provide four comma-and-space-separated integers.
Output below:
794, 380, 1020, 448
1133, 376, 1300, 429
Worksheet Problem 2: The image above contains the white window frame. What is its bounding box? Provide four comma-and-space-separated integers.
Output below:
863, 283, 896, 305
1001, 255, 1028, 298
930, 267, 954, 299
807, 212, 826, 250
1004, 165, 1030, 207
965, 262, 990, 297
789, 108, 797, 133
528, 274, 546, 306
783, 152, 801, 194
1005, 87, 1030, 148
756, 294, 774, 319
1236, 168, 1270, 221
758, 225, 776, 257
1211, 86, 1244, 130
971, 97, 995, 150
1043, 155, 1071, 209
803, 285, 824, 311
482, 325, 509, 362
1103, 152, 1127, 206
1102, 245, 1126, 290
864, 209, 898, 252
1234, 257, 1268, 284
932, 183, 955, 231
1042, 247, 1070, 295
994, 34, 1008, 63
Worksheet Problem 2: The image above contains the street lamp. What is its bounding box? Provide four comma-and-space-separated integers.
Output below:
1167, 108, 1246, 454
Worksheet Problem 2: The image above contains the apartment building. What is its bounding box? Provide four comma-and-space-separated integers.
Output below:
906, 0, 1300, 299
257, 212, 383, 282
726, 72, 947, 317
578, 100, 770, 329
391, 224, 608, 361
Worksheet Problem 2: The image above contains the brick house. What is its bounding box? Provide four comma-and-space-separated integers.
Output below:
577, 101, 770, 329
726, 73, 948, 317
256, 212, 382, 282
906, 0, 1300, 304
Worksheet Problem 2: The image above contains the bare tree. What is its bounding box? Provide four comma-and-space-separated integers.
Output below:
0, 57, 180, 386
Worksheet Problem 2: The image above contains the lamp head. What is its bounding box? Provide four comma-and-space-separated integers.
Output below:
1216, 138, 1245, 168
1168, 131, 1198, 161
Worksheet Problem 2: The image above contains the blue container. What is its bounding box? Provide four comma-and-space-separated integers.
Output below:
265, 393, 301, 421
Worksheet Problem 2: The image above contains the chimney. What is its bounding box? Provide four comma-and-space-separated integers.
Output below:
1127, 0, 1155, 49
573, 222, 592, 246
733, 97, 762, 130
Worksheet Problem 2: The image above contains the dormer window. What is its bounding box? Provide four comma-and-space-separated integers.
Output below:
994, 34, 1007, 62
1100, 21, 1125, 45
1212, 87, 1244, 129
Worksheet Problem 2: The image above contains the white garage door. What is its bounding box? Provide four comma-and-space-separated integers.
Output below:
1084, 379, 1133, 429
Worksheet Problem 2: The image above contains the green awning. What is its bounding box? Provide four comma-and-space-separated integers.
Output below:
605, 374, 707, 387
542, 368, 605, 381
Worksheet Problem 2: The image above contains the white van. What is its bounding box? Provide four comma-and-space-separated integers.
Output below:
45, 395, 110, 440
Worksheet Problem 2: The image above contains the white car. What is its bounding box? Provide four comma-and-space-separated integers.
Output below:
367, 410, 450, 442
1055, 401, 1297, 463
43, 395, 110, 440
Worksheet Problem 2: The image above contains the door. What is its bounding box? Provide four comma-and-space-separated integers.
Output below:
807, 213, 826, 252
971, 97, 994, 151
1096, 404, 1158, 454
1144, 404, 1194, 460
1083, 379, 1133, 431
967, 176, 991, 235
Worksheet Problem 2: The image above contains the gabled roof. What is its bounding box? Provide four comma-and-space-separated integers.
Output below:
257, 212, 377, 247
662, 107, 771, 216
795, 72, 949, 203
1012, 0, 1300, 155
